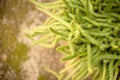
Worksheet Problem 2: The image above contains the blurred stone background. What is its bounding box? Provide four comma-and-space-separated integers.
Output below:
0, 0, 64, 80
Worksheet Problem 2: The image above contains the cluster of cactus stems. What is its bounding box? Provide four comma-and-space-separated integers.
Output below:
27, 0, 120, 80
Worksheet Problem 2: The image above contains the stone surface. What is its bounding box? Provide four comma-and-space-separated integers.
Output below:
0, 0, 64, 80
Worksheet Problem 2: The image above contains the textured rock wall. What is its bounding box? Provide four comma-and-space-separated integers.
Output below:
0, 0, 64, 80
